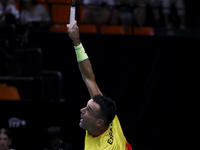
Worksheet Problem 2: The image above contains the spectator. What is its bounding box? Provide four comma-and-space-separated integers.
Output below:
81, 0, 119, 25
43, 126, 73, 150
116, 0, 147, 30
0, 128, 15, 150
0, 0, 19, 55
20, 0, 50, 25
19, 0, 51, 47
161, 0, 185, 29
0, 0, 19, 27
147, 0, 161, 27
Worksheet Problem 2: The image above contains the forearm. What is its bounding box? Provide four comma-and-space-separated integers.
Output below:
72, 37, 81, 46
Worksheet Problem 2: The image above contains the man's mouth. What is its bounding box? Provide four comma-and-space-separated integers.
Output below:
80, 114, 83, 122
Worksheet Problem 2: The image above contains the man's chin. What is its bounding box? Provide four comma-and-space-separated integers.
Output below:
79, 122, 82, 128
79, 121, 84, 128
79, 121, 86, 130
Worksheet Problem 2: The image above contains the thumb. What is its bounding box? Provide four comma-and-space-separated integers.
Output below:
73, 20, 77, 27
66, 24, 70, 29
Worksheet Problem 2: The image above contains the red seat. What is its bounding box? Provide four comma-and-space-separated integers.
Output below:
79, 25, 97, 33
51, 4, 71, 23
133, 27, 154, 36
49, 24, 97, 34
100, 26, 126, 35
78, 5, 84, 24
0, 84, 21, 100
49, 24, 68, 32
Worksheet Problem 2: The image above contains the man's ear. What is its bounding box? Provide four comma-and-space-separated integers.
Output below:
97, 119, 104, 127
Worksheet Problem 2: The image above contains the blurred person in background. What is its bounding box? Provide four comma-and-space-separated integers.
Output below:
81, 0, 119, 25
115, 0, 147, 29
161, 0, 185, 29
0, 0, 19, 64
0, 128, 15, 150
19, 0, 50, 47
43, 126, 73, 150
147, 0, 161, 27
20, 0, 50, 25
0, 0, 19, 27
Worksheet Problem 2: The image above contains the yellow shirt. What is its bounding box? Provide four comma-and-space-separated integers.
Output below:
84, 115, 131, 150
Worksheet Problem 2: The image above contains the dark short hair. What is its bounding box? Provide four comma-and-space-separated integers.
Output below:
93, 94, 117, 126
0, 128, 12, 139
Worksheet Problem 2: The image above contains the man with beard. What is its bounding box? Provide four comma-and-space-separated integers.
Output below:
67, 21, 132, 150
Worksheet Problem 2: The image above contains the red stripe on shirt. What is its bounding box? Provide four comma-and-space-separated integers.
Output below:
126, 142, 132, 150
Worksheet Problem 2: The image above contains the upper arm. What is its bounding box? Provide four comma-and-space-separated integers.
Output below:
84, 78, 102, 98
78, 59, 102, 98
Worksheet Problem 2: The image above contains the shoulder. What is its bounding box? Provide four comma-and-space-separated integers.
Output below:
6, 3, 17, 10
35, 4, 49, 14
99, 117, 118, 149
112, 115, 119, 124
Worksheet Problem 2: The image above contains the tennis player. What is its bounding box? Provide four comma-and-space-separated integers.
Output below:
67, 21, 132, 150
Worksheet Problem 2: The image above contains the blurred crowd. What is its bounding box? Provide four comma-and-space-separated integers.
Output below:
80, 0, 186, 29
0, 0, 50, 50
0, 0, 186, 48
0, 0, 51, 77
0, 0, 186, 77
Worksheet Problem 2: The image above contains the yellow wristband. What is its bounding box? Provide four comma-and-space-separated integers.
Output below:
74, 43, 89, 62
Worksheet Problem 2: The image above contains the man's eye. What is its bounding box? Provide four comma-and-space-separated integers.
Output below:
87, 107, 90, 113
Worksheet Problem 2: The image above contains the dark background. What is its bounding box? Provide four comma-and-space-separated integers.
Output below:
1, 33, 199, 150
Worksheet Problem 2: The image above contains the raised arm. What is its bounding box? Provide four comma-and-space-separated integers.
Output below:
67, 22, 102, 98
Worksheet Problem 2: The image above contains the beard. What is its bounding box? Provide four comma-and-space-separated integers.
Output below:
79, 116, 95, 132
79, 118, 88, 130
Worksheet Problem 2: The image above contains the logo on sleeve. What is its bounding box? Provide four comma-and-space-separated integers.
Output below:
107, 122, 114, 145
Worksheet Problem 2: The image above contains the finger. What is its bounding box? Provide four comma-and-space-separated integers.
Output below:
66, 24, 70, 28
73, 20, 77, 27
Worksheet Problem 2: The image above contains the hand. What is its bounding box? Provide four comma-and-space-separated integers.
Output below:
67, 20, 81, 46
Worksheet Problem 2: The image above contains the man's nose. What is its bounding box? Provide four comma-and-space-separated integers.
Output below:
80, 107, 84, 113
